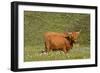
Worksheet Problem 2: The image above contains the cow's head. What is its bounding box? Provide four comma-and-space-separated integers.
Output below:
67, 31, 80, 43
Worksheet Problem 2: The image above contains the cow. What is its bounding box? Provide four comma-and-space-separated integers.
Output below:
43, 31, 80, 54
44, 32, 68, 38
45, 35, 72, 54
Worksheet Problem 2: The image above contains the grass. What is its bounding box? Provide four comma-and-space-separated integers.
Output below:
24, 45, 90, 62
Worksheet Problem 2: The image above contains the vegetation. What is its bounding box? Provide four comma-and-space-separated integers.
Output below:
24, 11, 90, 62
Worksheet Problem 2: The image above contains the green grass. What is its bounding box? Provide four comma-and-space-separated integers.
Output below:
24, 11, 90, 62
24, 45, 90, 62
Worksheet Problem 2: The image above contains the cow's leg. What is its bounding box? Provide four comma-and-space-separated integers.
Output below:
63, 48, 67, 54
66, 48, 70, 52
46, 45, 51, 53
45, 42, 47, 52
45, 41, 51, 53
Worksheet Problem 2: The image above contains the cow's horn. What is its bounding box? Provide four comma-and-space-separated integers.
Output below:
68, 32, 72, 35
79, 30, 82, 32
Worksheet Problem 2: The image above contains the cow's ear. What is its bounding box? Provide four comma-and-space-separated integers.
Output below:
78, 30, 81, 34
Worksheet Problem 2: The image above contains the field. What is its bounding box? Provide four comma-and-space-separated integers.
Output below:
24, 11, 90, 62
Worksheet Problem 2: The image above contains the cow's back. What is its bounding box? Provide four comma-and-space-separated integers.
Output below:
44, 32, 68, 38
